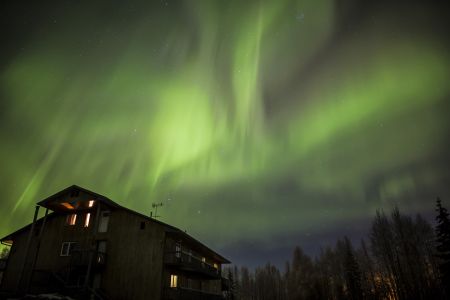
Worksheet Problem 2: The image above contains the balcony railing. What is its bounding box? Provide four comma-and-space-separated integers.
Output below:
164, 287, 224, 300
165, 252, 220, 279
53, 250, 107, 289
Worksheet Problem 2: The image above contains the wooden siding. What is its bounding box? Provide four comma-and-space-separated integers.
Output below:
98, 209, 166, 300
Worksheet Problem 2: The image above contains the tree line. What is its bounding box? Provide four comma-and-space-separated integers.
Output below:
224, 198, 450, 300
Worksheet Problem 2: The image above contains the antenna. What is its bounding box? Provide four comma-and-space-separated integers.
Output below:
151, 202, 163, 219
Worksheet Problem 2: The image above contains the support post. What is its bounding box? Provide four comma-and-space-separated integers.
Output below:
17, 205, 40, 294
84, 202, 101, 290
26, 208, 48, 293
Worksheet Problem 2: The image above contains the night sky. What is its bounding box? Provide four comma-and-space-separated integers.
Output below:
1, 0, 449, 267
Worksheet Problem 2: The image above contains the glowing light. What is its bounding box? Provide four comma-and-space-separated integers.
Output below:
66, 214, 77, 226
84, 213, 91, 227
61, 203, 74, 210
170, 274, 178, 288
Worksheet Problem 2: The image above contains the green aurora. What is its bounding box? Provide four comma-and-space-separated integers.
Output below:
1, 0, 449, 260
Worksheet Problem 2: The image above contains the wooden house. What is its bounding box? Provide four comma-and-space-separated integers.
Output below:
0, 185, 230, 299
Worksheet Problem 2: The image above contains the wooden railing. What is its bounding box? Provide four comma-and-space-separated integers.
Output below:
164, 252, 220, 278
70, 249, 106, 269
52, 249, 107, 289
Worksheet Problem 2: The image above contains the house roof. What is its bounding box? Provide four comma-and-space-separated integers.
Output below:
1, 185, 230, 264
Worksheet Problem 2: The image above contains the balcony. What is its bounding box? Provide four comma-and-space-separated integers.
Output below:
164, 287, 224, 300
164, 252, 220, 279
53, 250, 107, 288
70, 249, 107, 271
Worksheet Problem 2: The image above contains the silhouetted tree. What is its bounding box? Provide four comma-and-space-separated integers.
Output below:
0, 247, 9, 259
357, 239, 379, 299
240, 266, 254, 300
254, 263, 285, 300
370, 210, 401, 299
227, 268, 237, 300
229, 204, 444, 300
343, 237, 363, 300
286, 246, 315, 300
435, 197, 450, 296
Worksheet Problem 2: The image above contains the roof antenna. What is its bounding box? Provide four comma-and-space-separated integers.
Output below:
151, 202, 163, 219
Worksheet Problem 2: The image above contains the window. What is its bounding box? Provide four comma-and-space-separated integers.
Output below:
88, 200, 95, 208
60, 242, 78, 256
140, 221, 145, 230
170, 274, 178, 288
213, 263, 219, 269
84, 213, 91, 227
66, 214, 77, 226
98, 211, 110, 233
202, 257, 206, 263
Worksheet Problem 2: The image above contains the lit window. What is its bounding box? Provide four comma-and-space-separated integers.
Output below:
60, 242, 77, 256
202, 257, 206, 263
66, 214, 77, 226
170, 274, 178, 288
88, 200, 95, 208
84, 213, 91, 227
213, 263, 219, 269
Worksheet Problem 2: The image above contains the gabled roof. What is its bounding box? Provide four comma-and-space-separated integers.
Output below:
2, 185, 230, 264
37, 184, 121, 212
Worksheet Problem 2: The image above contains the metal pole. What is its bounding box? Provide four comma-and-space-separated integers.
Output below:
17, 205, 40, 294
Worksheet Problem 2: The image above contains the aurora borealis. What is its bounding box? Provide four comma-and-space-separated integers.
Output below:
1, 0, 449, 265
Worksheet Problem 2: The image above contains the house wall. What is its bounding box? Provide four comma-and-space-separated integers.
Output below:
0, 206, 167, 300
99, 209, 166, 300
0, 209, 97, 294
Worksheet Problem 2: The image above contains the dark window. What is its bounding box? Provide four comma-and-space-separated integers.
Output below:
70, 190, 80, 197
98, 211, 110, 233
60, 242, 78, 256
175, 243, 181, 258
140, 221, 145, 230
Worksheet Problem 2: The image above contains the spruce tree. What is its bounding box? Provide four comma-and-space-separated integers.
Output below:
435, 197, 450, 293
